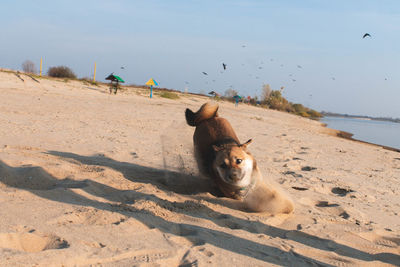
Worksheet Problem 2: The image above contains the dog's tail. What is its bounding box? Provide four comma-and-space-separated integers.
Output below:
185, 102, 219, 127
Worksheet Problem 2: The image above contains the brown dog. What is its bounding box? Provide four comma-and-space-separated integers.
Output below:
185, 102, 294, 214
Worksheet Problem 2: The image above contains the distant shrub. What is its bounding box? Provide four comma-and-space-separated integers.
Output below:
22, 60, 37, 74
292, 103, 321, 118
47, 66, 76, 79
292, 103, 307, 115
159, 91, 180, 99
214, 95, 221, 101
261, 84, 272, 101
224, 88, 238, 98
266, 90, 291, 111
79, 77, 98, 86
260, 89, 322, 119
307, 109, 322, 118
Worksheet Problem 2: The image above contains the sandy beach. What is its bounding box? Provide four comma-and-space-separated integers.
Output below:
0, 69, 399, 266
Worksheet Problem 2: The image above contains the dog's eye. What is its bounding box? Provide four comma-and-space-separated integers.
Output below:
236, 159, 242, 164
220, 162, 227, 168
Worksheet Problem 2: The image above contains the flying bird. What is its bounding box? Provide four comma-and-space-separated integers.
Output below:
362, 33, 371, 38
297, 65, 302, 69
222, 63, 227, 70
242, 45, 246, 48
202, 72, 208, 75
120, 66, 125, 69
332, 77, 336, 80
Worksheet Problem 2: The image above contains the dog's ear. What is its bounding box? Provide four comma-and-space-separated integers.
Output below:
240, 139, 253, 148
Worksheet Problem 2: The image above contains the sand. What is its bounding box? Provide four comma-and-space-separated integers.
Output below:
0, 69, 399, 266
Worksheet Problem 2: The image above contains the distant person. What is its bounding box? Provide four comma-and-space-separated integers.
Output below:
233, 95, 240, 106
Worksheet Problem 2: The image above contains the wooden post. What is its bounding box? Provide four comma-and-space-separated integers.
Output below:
93, 62, 97, 82
40, 57, 43, 76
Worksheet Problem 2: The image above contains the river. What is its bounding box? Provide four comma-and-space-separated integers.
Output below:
320, 116, 400, 150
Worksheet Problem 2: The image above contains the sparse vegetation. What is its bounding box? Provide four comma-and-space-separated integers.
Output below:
79, 77, 98, 86
224, 88, 238, 98
217, 84, 322, 119
47, 66, 76, 79
159, 91, 180, 99
262, 89, 322, 119
22, 60, 37, 74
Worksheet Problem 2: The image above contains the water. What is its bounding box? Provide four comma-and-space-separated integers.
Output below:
321, 116, 400, 150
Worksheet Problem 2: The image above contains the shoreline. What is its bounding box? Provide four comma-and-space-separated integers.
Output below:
321, 123, 400, 153
321, 113, 400, 124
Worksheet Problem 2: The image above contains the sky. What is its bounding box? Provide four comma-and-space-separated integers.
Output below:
1, 0, 400, 118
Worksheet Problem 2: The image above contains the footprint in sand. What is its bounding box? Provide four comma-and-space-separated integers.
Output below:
315, 201, 350, 220
301, 166, 317, 171
171, 225, 205, 246
331, 187, 355, 197
173, 224, 199, 237
48, 207, 128, 226
179, 259, 199, 267
293, 146, 311, 155
282, 171, 303, 178
315, 201, 339, 208
0, 231, 68, 252
291, 186, 308, 191
198, 247, 214, 257
218, 219, 243, 230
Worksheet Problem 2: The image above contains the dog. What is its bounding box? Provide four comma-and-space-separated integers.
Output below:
185, 102, 294, 214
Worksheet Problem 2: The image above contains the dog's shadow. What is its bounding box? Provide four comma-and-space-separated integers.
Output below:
45, 150, 220, 197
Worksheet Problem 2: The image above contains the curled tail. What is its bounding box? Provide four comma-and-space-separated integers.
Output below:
185, 102, 219, 127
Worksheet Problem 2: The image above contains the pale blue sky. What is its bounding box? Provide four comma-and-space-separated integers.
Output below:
1, 1, 399, 117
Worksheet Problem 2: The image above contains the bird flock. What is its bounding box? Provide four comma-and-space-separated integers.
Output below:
189, 33, 376, 99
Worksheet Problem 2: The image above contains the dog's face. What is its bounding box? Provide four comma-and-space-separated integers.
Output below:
213, 140, 253, 187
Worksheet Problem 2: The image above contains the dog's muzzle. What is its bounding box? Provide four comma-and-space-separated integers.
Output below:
228, 170, 243, 183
